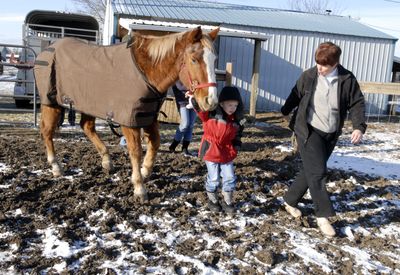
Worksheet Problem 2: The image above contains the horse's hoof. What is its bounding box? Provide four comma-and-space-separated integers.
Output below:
140, 167, 151, 179
51, 164, 63, 177
102, 160, 113, 172
103, 164, 114, 174
134, 191, 148, 203
52, 167, 63, 177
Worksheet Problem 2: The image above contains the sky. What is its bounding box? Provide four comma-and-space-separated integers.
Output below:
0, 0, 399, 56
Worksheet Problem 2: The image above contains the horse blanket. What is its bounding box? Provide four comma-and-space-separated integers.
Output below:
34, 37, 165, 127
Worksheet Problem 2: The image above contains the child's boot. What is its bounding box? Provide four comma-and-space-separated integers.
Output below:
207, 192, 221, 212
221, 191, 236, 214
169, 139, 180, 152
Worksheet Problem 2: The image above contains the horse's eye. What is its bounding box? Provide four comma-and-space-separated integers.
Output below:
191, 58, 197, 64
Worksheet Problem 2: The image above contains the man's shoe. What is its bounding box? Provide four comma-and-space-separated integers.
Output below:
284, 202, 302, 218
316, 217, 336, 237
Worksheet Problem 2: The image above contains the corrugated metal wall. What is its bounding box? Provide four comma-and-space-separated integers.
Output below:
217, 25, 395, 114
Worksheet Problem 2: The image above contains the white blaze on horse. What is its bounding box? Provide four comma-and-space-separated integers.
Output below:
34, 27, 219, 201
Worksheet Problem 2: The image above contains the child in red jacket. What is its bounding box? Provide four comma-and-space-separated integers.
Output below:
193, 86, 245, 213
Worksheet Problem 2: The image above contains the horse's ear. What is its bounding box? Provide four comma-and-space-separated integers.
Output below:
188, 26, 203, 43
208, 27, 220, 41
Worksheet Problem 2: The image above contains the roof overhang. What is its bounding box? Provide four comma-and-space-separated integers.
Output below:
120, 18, 270, 41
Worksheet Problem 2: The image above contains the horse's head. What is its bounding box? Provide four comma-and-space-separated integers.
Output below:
178, 27, 219, 111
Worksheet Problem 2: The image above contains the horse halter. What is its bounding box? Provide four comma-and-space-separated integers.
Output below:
181, 63, 217, 93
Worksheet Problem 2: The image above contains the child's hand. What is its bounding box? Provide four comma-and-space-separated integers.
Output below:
186, 95, 194, 109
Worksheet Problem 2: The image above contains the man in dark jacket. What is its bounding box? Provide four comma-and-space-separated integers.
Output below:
281, 42, 367, 237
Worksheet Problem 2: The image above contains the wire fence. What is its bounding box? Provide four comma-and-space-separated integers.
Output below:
361, 82, 400, 123
0, 43, 38, 127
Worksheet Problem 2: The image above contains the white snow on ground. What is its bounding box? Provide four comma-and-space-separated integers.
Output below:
287, 229, 333, 273
3, 181, 398, 274
0, 163, 10, 173
41, 227, 73, 258
0, 81, 14, 95
329, 130, 400, 179
342, 245, 393, 273
277, 124, 400, 180
0, 66, 16, 96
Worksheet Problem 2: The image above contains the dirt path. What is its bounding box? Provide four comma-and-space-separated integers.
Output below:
0, 113, 399, 273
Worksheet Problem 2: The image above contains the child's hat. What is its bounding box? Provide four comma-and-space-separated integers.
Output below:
218, 86, 242, 103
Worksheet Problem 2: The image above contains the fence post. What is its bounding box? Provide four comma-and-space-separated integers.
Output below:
249, 39, 261, 117
225, 62, 232, 86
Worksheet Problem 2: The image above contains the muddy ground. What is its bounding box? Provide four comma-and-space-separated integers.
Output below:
0, 113, 399, 274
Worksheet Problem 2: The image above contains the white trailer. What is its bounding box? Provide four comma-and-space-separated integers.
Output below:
13, 10, 100, 107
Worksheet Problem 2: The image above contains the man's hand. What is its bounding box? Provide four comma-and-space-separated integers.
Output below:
351, 129, 363, 144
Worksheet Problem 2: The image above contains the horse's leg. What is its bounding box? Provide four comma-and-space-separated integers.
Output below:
40, 105, 63, 176
141, 121, 160, 179
80, 113, 112, 171
121, 127, 147, 201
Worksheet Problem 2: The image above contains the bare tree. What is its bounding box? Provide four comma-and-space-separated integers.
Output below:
287, 0, 344, 15
71, 0, 107, 26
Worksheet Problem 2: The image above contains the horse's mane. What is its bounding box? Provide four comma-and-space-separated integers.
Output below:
200, 35, 216, 54
134, 30, 216, 65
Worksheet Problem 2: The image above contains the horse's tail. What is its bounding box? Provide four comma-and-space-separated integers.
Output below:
34, 45, 58, 106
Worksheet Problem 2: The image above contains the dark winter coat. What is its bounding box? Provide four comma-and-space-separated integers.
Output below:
281, 65, 367, 144
172, 85, 189, 108
197, 106, 243, 163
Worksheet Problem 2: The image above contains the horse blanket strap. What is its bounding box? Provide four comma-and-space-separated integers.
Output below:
34, 37, 165, 128
43, 47, 55, 52
107, 120, 123, 138
34, 60, 49, 66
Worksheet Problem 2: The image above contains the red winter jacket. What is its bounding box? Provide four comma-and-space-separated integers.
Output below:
197, 109, 242, 163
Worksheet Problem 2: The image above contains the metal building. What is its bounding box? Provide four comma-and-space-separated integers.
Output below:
103, 0, 398, 114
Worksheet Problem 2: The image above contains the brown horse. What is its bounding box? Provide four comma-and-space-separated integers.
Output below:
35, 27, 219, 201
